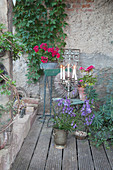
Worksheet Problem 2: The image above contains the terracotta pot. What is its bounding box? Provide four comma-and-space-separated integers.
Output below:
53, 128, 68, 149
78, 87, 86, 101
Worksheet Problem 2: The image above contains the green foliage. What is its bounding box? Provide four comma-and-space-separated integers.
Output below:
0, 71, 17, 118
52, 98, 75, 131
13, 0, 67, 82
89, 95, 113, 147
0, 24, 25, 60
84, 86, 98, 102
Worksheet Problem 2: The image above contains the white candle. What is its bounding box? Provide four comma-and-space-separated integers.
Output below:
60, 65, 63, 79
74, 65, 77, 80
72, 65, 75, 79
63, 66, 65, 80
67, 64, 70, 77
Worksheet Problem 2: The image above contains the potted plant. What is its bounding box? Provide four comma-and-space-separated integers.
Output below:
52, 97, 76, 149
78, 65, 97, 100
72, 95, 96, 139
33, 43, 63, 69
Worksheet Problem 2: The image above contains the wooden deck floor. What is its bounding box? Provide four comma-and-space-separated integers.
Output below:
10, 116, 113, 170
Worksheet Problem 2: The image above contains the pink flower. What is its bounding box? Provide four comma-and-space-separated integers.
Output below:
40, 43, 48, 51
79, 67, 85, 70
41, 56, 48, 63
56, 53, 60, 58
85, 65, 95, 72
79, 79, 83, 82
33, 46, 39, 53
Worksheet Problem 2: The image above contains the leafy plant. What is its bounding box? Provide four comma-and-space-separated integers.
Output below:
78, 65, 97, 88
53, 97, 76, 131
0, 69, 19, 118
84, 86, 98, 103
33, 43, 63, 64
0, 24, 25, 60
89, 95, 113, 147
13, 0, 68, 82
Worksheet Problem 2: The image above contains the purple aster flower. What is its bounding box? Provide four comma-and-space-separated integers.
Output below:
71, 121, 74, 126
73, 123, 77, 128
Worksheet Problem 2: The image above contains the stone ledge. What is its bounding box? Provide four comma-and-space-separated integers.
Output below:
0, 107, 38, 170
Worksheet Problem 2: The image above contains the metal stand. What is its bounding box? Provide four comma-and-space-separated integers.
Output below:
38, 69, 60, 122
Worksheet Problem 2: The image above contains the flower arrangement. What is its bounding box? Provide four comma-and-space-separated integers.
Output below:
33, 43, 62, 63
78, 65, 97, 88
71, 97, 95, 132
53, 97, 77, 131
53, 96, 95, 132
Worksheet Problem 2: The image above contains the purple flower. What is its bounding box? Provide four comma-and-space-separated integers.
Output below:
73, 123, 77, 128
71, 121, 74, 126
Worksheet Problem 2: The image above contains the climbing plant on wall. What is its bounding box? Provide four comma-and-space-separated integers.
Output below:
13, 0, 68, 83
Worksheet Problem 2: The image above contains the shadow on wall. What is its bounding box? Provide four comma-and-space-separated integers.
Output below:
79, 53, 113, 70
95, 67, 113, 100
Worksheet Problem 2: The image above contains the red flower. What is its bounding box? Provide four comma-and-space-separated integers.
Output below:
48, 47, 54, 53
79, 67, 85, 70
33, 46, 39, 53
40, 43, 48, 51
41, 56, 48, 63
56, 53, 60, 58
85, 65, 95, 72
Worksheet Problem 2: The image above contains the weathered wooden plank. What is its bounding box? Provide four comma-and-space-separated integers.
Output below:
45, 135, 62, 170
28, 122, 52, 170
77, 139, 94, 170
10, 117, 43, 170
104, 145, 113, 170
62, 134, 78, 170
91, 144, 111, 170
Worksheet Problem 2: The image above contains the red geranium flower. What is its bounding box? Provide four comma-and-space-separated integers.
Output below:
56, 53, 60, 58
33, 45, 39, 52
79, 67, 85, 70
41, 56, 48, 63
40, 43, 48, 51
85, 65, 95, 72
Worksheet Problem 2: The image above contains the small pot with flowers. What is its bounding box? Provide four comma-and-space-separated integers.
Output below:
78, 65, 97, 101
72, 96, 96, 140
33, 43, 63, 69
52, 97, 77, 149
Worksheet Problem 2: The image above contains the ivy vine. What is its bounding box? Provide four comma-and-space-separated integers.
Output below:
13, 0, 68, 83
0, 24, 25, 61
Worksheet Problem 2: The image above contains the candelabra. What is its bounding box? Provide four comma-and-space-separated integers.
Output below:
60, 63, 78, 97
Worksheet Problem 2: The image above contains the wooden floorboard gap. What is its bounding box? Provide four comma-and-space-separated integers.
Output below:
44, 128, 53, 170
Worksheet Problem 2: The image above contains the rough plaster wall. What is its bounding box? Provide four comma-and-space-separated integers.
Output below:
0, 0, 8, 27
13, 54, 40, 99
65, 0, 113, 69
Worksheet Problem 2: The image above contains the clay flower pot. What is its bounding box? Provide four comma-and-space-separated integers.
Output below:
78, 87, 86, 101
53, 128, 68, 149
